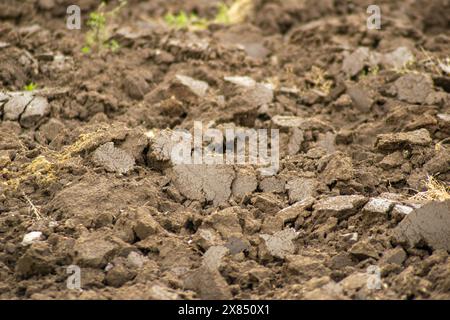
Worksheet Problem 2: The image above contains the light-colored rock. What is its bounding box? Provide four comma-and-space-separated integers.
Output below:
246, 83, 274, 106
232, 167, 257, 198
342, 47, 373, 77
260, 228, 298, 259
272, 115, 305, 129
175, 74, 209, 97
3, 92, 33, 121
259, 176, 285, 193
341, 232, 358, 244
20, 96, 50, 128
382, 47, 414, 69
287, 128, 304, 155
316, 132, 336, 154
286, 178, 318, 203
0, 92, 9, 103
272, 115, 333, 132
363, 198, 396, 214
376, 129, 432, 151
202, 245, 229, 270
393, 73, 433, 104
437, 113, 450, 123
314, 195, 368, 220
392, 204, 414, 216
146, 129, 177, 169
169, 164, 235, 206
21, 231, 43, 246
439, 63, 450, 75
92, 142, 135, 174
394, 200, 450, 251
224, 76, 256, 87
276, 197, 314, 224
126, 251, 147, 269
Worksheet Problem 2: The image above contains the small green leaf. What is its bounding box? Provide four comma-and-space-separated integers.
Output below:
23, 82, 37, 91
215, 3, 230, 24
81, 46, 91, 54
164, 13, 175, 25
109, 40, 120, 52
83, 1, 125, 54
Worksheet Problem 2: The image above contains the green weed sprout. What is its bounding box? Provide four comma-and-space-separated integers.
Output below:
214, 3, 230, 24
163, 1, 253, 30
23, 82, 37, 91
82, 0, 127, 54
164, 11, 208, 30
164, 11, 188, 28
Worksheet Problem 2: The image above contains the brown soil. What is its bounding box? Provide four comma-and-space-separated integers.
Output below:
0, 0, 449, 300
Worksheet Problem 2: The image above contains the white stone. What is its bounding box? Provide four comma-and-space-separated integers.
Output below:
382, 47, 414, 69
341, 232, 358, 243
202, 245, 229, 270
363, 198, 395, 214
20, 96, 50, 128
0, 92, 9, 102
437, 114, 450, 123
439, 62, 450, 74
224, 76, 256, 87
175, 75, 209, 97
127, 251, 147, 269
105, 263, 114, 272
48, 221, 58, 228
392, 204, 414, 215
21, 231, 43, 246
3, 92, 33, 121
314, 195, 367, 219
260, 228, 298, 259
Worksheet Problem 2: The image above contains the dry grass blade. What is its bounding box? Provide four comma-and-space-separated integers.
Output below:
410, 176, 450, 203
227, 0, 254, 24
419, 46, 444, 76
22, 192, 44, 220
